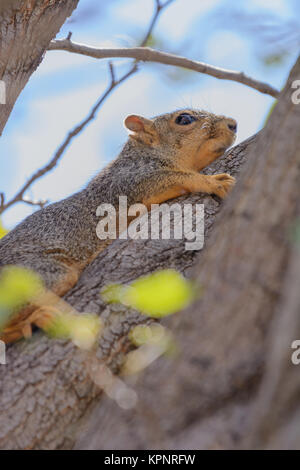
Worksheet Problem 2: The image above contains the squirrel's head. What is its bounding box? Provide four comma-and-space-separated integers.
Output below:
124, 109, 237, 171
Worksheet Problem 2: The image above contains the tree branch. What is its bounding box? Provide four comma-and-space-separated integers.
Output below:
48, 41, 280, 98
140, 0, 176, 47
0, 64, 137, 217
0, 0, 172, 216
20, 196, 48, 209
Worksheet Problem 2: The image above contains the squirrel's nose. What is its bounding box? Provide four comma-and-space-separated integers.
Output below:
227, 120, 237, 134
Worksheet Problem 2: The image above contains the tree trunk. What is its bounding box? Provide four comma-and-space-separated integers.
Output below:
0, 0, 79, 136
0, 51, 299, 448
0, 133, 257, 449
75, 55, 300, 450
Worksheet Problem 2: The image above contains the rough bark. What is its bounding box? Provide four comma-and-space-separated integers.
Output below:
75, 56, 300, 450
0, 0, 79, 136
0, 130, 257, 449
0, 51, 299, 449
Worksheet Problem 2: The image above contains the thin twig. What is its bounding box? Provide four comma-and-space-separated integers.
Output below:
0, 66, 137, 214
21, 197, 48, 209
140, 0, 172, 46
0, 193, 4, 210
0, 0, 171, 215
108, 61, 116, 85
163, 0, 176, 7
48, 41, 280, 99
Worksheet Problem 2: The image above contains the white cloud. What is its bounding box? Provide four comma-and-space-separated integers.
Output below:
205, 31, 249, 69
250, 0, 290, 15
158, 0, 221, 41
37, 50, 89, 76
116, 0, 220, 41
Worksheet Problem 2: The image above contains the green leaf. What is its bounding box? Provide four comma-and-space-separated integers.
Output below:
0, 220, 8, 239
0, 266, 44, 330
124, 324, 178, 376
263, 100, 278, 126
0, 266, 43, 310
289, 220, 300, 246
262, 52, 288, 67
46, 312, 102, 350
102, 269, 196, 318
101, 283, 128, 304
129, 323, 177, 354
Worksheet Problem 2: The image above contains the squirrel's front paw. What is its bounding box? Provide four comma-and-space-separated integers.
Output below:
211, 173, 236, 199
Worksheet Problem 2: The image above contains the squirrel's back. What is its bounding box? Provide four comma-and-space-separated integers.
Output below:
0, 108, 237, 342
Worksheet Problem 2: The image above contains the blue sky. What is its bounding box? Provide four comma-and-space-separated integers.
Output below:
1, 0, 298, 228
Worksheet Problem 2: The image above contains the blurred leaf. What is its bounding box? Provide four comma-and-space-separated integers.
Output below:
124, 324, 177, 376
102, 269, 195, 318
0, 266, 43, 311
163, 66, 197, 83
295, 224, 300, 244
126, 269, 194, 317
0, 220, 8, 239
101, 283, 128, 304
0, 308, 10, 331
263, 99, 278, 126
130, 323, 177, 355
46, 312, 102, 350
0, 266, 43, 330
0, 265, 102, 348
261, 52, 288, 67
211, 2, 300, 69
129, 324, 154, 346
143, 33, 166, 50
289, 220, 300, 246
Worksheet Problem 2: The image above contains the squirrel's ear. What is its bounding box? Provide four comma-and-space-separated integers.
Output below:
124, 115, 146, 133
124, 115, 158, 145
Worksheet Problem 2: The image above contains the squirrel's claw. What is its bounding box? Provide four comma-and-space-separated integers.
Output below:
211, 173, 236, 198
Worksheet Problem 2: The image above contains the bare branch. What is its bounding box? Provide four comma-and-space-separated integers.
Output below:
1, 0, 172, 216
161, 0, 176, 9
48, 41, 280, 99
21, 196, 48, 209
0, 65, 137, 215
108, 61, 116, 85
0, 193, 4, 211
140, 0, 172, 46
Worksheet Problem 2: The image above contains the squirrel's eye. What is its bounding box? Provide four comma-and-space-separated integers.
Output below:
175, 114, 197, 125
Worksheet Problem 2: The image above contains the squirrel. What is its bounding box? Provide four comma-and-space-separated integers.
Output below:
0, 108, 237, 343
